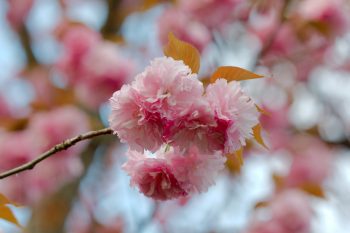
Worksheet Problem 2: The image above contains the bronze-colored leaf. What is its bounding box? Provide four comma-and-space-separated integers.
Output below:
225, 148, 244, 174
253, 124, 268, 149
210, 66, 263, 83
272, 173, 285, 192
255, 104, 270, 116
300, 183, 326, 198
0, 193, 10, 205
0, 206, 21, 228
164, 32, 201, 74
254, 201, 270, 209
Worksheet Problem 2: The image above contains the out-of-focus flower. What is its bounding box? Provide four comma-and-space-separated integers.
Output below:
56, 26, 135, 108
28, 106, 90, 156
244, 219, 288, 233
76, 42, 135, 109
245, 190, 312, 233
297, 0, 349, 37
178, 0, 242, 28
0, 131, 37, 171
158, 8, 211, 53
286, 136, 332, 187
206, 79, 259, 153
270, 190, 312, 233
0, 95, 11, 118
260, 105, 291, 150
0, 106, 90, 204
123, 145, 225, 200
56, 26, 101, 84
109, 57, 204, 152
6, 0, 34, 29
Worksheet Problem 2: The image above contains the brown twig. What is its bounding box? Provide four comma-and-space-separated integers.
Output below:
0, 128, 113, 179
101, 0, 122, 39
18, 25, 38, 67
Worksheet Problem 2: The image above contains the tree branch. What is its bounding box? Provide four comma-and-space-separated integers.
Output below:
0, 128, 113, 179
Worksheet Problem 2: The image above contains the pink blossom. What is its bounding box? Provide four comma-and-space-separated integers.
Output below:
178, 0, 242, 28
109, 84, 164, 152
205, 79, 259, 153
245, 190, 312, 233
0, 131, 38, 171
109, 57, 205, 151
6, 0, 34, 29
123, 149, 188, 200
56, 26, 101, 84
28, 106, 90, 156
158, 8, 211, 53
76, 42, 135, 108
286, 136, 332, 187
168, 146, 226, 193
0, 95, 11, 118
0, 106, 89, 204
260, 105, 291, 150
123, 145, 226, 200
133, 57, 203, 119
297, 0, 349, 37
244, 219, 288, 233
164, 100, 217, 153
270, 190, 312, 233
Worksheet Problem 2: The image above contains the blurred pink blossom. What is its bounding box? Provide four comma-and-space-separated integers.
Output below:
28, 106, 90, 156
0, 131, 37, 171
270, 190, 312, 233
56, 26, 135, 108
297, 0, 349, 37
245, 190, 312, 233
56, 26, 101, 84
0, 95, 11, 118
158, 8, 211, 53
178, 0, 242, 28
77, 42, 135, 108
0, 106, 90, 204
6, 0, 34, 29
286, 136, 332, 187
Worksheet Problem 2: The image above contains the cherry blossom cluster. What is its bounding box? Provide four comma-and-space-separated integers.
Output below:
109, 56, 260, 200
0, 106, 90, 204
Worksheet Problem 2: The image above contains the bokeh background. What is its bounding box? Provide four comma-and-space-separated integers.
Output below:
1, 0, 350, 232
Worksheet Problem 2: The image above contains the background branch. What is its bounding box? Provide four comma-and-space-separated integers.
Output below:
0, 128, 113, 179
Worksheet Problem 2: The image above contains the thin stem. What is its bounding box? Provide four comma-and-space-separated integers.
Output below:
18, 25, 38, 67
0, 128, 113, 179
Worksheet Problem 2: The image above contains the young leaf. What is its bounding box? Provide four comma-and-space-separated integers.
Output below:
0, 193, 10, 205
225, 148, 244, 174
252, 124, 268, 149
300, 183, 326, 198
255, 104, 270, 116
234, 147, 244, 165
0, 206, 21, 228
210, 66, 263, 83
163, 32, 201, 74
